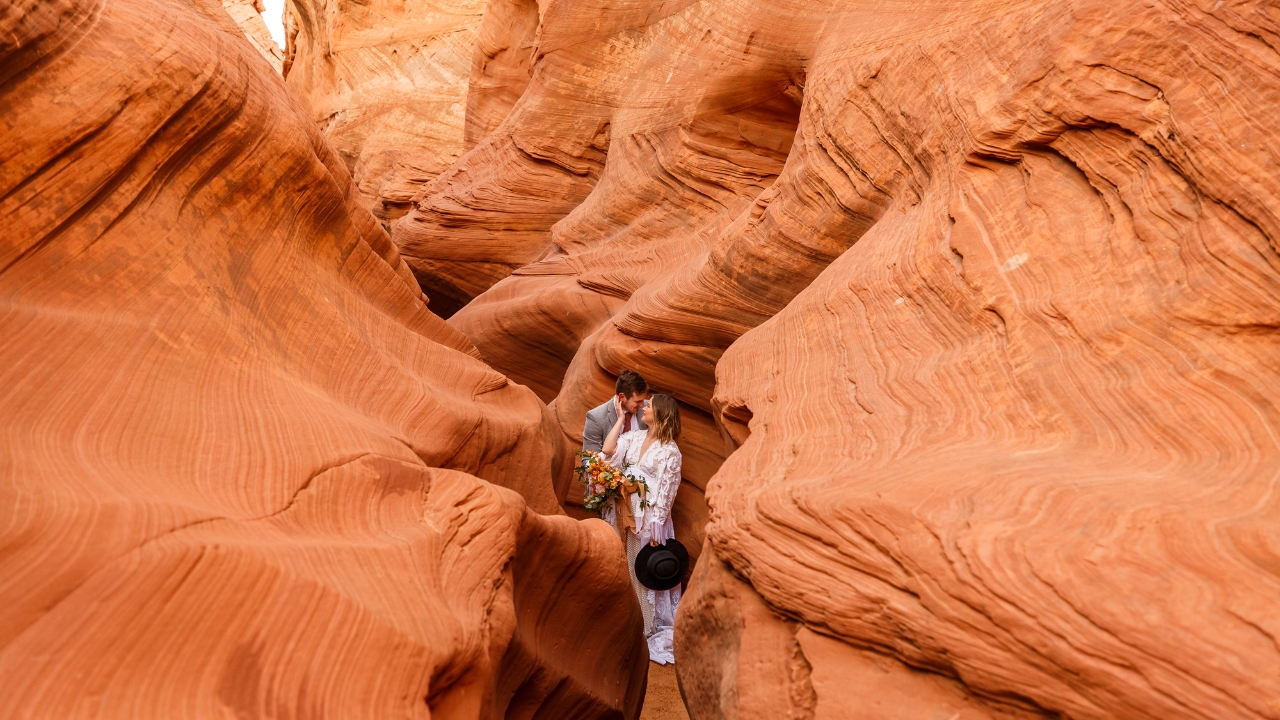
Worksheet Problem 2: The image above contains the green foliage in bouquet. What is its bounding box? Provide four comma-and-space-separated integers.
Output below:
575, 449, 648, 514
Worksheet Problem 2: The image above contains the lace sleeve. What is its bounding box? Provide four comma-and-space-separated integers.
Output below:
645, 443, 682, 533
606, 429, 644, 468
604, 430, 629, 468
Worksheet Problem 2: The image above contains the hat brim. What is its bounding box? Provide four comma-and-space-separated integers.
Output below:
635, 539, 689, 590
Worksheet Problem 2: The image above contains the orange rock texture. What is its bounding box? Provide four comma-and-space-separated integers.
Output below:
0, 0, 645, 717
281, 0, 486, 227
221, 0, 283, 72
395, 0, 1280, 716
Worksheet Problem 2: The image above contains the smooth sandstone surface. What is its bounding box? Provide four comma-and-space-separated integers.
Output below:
0, 0, 646, 717
397, 0, 1280, 716
281, 0, 486, 227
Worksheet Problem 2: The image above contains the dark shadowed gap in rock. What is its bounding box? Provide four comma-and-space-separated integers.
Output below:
717, 403, 753, 454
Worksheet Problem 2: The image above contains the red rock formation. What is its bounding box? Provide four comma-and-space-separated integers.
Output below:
463, 0, 537, 148
281, 0, 485, 227
397, 0, 1280, 716
221, 0, 282, 72
397, 0, 812, 550
700, 6, 1280, 710
0, 0, 645, 716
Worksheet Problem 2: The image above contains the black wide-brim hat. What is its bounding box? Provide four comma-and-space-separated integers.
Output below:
635, 539, 689, 591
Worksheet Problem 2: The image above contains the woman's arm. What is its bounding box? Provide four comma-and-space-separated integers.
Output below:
601, 396, 628, 456
646, 446, 682, 545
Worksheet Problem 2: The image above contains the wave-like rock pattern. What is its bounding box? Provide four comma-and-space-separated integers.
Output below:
282, 0, 485, 227
0, 0, 645, 716
406, 0, 813, 544
399, 0, 1280, 715
702, 2, 1280, 714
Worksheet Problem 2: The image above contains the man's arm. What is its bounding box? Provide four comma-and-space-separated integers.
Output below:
582, 409, 604, 453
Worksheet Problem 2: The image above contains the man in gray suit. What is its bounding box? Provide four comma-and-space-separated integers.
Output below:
583, 370, 650, 453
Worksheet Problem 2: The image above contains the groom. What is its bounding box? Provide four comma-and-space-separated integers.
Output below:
583, 369, 649, 453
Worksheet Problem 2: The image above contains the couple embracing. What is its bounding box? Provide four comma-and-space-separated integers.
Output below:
583, 370, 683, 665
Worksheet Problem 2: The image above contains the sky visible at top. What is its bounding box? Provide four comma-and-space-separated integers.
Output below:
263, 0, 286, 47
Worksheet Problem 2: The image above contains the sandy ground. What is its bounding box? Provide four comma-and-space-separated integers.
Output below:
641, 662, 691, 720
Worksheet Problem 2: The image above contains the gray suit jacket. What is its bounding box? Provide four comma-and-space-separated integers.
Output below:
582, 398, 648, 453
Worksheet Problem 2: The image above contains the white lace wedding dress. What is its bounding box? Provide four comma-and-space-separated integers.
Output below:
603, 428, 683, 665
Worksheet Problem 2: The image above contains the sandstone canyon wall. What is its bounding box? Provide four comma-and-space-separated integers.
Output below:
0, 0, 646, 717
281, 0, 488, 227
394, 0, 1280, 717
221, 0, 284, 72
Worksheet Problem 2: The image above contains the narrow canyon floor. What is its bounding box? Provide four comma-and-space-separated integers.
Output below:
642, 663, 691, 720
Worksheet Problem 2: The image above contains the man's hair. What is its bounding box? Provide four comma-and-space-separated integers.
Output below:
648, 394, 681, 444
615, 369, 648, 398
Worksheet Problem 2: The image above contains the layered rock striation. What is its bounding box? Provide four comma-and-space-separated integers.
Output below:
396, 0, 1280, 716
282, 0, 486, 227
221, 0, 283, 72
0, 0, 645, 716
699, 2, 1280, 712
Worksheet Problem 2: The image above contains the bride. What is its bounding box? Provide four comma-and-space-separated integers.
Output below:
601, 393, 683, 665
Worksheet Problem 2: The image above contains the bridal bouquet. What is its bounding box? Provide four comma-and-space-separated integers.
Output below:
575, 450, 648, 517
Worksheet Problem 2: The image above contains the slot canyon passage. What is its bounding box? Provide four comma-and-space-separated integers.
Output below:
2, 0, 1280, 717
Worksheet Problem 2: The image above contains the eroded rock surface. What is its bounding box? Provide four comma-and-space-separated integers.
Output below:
397, 0, 1280, 716
282, 0, 486, 227
0, 0, 645, 716
221, 0, 282, 71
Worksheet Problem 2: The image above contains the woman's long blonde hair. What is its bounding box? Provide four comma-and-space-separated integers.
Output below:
648, 394, 681, 444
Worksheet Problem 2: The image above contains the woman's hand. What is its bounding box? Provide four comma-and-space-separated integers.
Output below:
602, 395, 627, 456
649, 539, 659, 547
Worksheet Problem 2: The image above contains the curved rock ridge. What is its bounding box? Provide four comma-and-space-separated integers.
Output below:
395, 0, 1280, 716
697, 2, 1280, 719
282, 0, 486, 228
0, 0, 645, 716
401, 0, 816, 550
